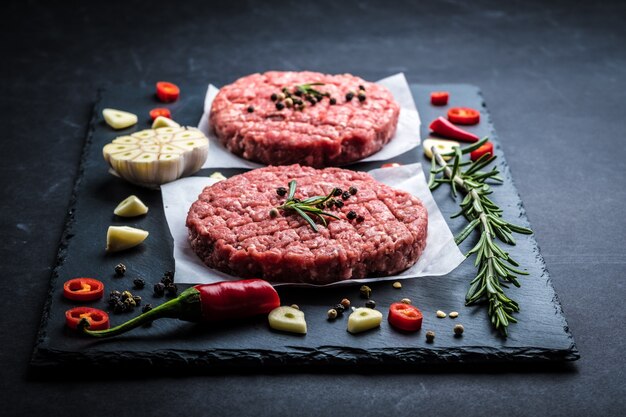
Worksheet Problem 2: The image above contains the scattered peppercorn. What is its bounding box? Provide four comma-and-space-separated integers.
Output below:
142, 303, 153, 313
247, 105, 254, 113
360, 285, 372, 299
284, 98, 294, 108
166, 283, 178, 297
113, 300, 127, 313
290, 304, 300, 310
401, 298, 411, 304
359, 85, 365, 91
161, 275, 173, 286
132, 295, 142, 305
154, 282, 165, 296
164, 271, 174, 281
133, 278, 145, 289
392, 281, 402, 289
277, 93, 285, 101
114, 263, 126, 277
454, 324, 464, 336
358, 93, 366, 102
277, 187, 287, 196
347, 210, 357, 220
341, 298, 351, 308
270, 93, 277, 101
329, 97, 337, 105
333, 188, 343, 197
365, 300, 376, 309
276, 102, 285, 110
121, 290, 133, 301
356, 215, 364, 223
334, 199, 344, 208
124, 297, 136, 308
110, 290, 122, 299
326, 199, 335, 208
316, 203, 325, 209
426, 331, 435, 343
294, 89, 303, 97
327, 309, 338, 320
346, 92, 355, 101
349, 186, 358, 195
342, 191, 351, 200
334, 304, 346, 314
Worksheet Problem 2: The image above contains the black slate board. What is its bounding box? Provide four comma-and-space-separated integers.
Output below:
30, 84, 578, 370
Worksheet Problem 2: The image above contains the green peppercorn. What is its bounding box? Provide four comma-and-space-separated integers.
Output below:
124, 297, 136, 308
329, 97, 337, 105
247, 105, 254, 113
121, 290, 133, 301
153, 282, 165, 296
346, 92, 355, 101
349, 186, 358, 195
114, 263, 126, 277
276, 102, 285, 110
271, 93, 278, 101
333, 188, 343, 197
365, 300, 376, 309
360, 285, 372, 299
347, 210, 357, 220
133, 278, 145, 289
342, 191, 351, 200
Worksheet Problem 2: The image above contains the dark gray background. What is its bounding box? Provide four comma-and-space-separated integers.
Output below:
2, 0, 625, 416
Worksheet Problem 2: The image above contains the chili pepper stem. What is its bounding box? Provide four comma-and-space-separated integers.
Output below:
79, 287, 202, 338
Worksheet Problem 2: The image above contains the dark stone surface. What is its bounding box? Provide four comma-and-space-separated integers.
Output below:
29, 83, 577, 370
3, 0, 626, 416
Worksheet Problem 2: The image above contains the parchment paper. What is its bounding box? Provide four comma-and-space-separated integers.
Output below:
161, 163, 465, 286
197, 73, 422, 169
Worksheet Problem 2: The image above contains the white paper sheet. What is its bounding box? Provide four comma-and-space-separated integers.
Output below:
161, 163, 465, 286
197, 73, 421, 169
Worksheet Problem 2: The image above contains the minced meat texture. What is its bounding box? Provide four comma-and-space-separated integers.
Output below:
186, 165, 428, 284
209, 71, 400, 167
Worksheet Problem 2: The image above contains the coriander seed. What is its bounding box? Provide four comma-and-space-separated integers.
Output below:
327, 309, 338, 320
401, 298, 411, 304
392, 281, 402, 289
454, 324, 464, 336
449, 311, 459, 318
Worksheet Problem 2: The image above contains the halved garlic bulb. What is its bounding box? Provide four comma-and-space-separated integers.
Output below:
102, 127, 209, 188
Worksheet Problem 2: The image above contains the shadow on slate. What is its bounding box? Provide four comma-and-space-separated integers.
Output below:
29, 83, 578, 373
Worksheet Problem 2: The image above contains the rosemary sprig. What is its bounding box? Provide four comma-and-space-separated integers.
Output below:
428, 138, 533, 336
277, 180, 340, 232
294, 82, 327, 99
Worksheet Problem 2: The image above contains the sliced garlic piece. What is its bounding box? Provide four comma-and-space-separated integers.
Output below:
103, 108, 138, 130
423, 138, 461, 161
209, 172, 227, 181
114, 195, 149, 217
106, 226, 149, 252
152, 116, 181, 129
268, 306, 307, 334
347, 307, 383, 334
102, 127, 209, 187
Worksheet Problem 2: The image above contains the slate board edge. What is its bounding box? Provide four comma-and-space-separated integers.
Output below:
476, 87, 579, 360
30, 88, 103, 366
29, 84, 579, 371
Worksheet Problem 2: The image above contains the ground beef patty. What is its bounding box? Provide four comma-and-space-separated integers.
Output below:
209, 71, 400, 167
186, 165, 428, 284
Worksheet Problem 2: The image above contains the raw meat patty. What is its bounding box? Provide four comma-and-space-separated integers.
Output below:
209, 71, 400, 167
186, 165, 428, 284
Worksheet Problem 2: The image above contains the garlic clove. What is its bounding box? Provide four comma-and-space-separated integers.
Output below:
152, 116, 181, 129
103, 108, 138, 130
268, 306, 307, 334
347, 307, 383, 334
106, 226, 149, 252
113, 195, 149, 217
423, 138, 461, 161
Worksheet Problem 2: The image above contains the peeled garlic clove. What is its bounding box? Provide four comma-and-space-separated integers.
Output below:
103, 108, 138, 130
114, 195, 149, 217
152, 116, 181, 129
209, 172, 227, 181
102, 127, 209, 187
106, 226, 149, 252
268, 306, 307, 334
423, 138, 461, 161
347, 307, 383, 334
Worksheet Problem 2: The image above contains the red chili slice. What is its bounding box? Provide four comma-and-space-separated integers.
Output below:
448, 107, 480, 125
65, 307, 110, 330
63, 278, 104, 301
149, 107, 172, 120
156, 81, 180, 103
470, 141, 494, 161
430, 91, 449, 106
381, 162, 402, 168
388, 302, 423, 332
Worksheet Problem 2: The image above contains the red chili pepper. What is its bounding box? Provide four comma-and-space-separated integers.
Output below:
429, 116, 479, 143
66, 307, 110, 330
156, 81, 180, 103
63, 277, 104, 301
430, 91, 449, 106
149, 107, 172, 121
79, 279, 280, 337
470, 141, 494, 161
448, 107, 480, 125
381, 162, 402, 168
388, 302, 423, 332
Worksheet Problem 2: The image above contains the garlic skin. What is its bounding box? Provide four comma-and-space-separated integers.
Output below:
102, 127, 209, 188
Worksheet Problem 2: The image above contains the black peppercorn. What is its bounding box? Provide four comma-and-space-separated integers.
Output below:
166, 283, 178, 296
110, 290, 122, 299
247, 105, 254, 113
358, 93, 366, 102
342, 191, 351, 200
334, 199, 344, 208
356, 215, 364, 223
269, 208, 279, 218
329, 97, 337, 105
114, 263, 126, 277
359, 85, 365, 91
316, 203, 325, 209
334, 303, 346, 314
133, 278, 145, 289
316, 96, 323, 103
132, 295, 142, 305
113, 300, 127, 313
276, 187, 287, 196
153, 282, 165, 296
365, 299, 376, 309
349, 186, 358, 195
142, 303, 153, 313
326, 199, 335, 208
346, 92, 354, 101
276, 102, 285, 110
294, 98, 303, 105
333, 188, 343, 197
347, 210, 357, 220
164, 271, 174, 281
270, 93, 277, 101
294, 89, 303, 97
161, 275, 173, 286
